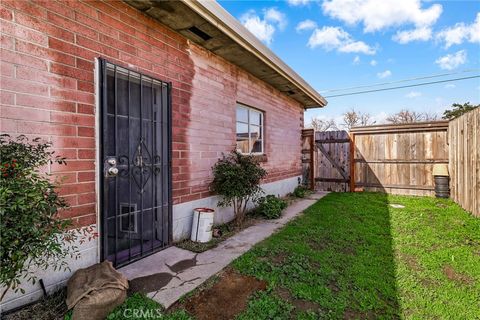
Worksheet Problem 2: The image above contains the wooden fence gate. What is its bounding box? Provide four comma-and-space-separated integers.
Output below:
314, 131, 351, 192
304, 118, 478, 217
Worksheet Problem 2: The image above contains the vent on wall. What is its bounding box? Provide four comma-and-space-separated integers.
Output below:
188, 26, 212, 41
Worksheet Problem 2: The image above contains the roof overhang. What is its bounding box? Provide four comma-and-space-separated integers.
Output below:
124, 0, 327, 109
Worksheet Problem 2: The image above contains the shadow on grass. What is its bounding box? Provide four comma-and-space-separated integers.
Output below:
233, 192, 401, 319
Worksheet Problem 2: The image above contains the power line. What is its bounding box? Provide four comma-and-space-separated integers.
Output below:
324, 75, 480, 98
319, 69, 480, 94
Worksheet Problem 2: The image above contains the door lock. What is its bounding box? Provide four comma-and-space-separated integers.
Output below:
105, 157, 118, 177
107, 167, 119, 177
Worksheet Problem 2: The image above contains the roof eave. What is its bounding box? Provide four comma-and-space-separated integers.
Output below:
182, 0, 327, 108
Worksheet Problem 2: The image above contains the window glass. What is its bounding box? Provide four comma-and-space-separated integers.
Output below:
250, 110, 262, 125
236, 106, 248, 123
236, 104, 264, 154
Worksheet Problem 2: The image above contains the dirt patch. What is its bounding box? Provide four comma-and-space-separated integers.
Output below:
343, 308, 375, 320
2, 288, 67, 320
275, 287, 320, 314
176, 217, 258, 253
170, 268, 267, 320
270, 253, 287, 265
328, 279, 341, 294
443, 265, 474, 285
340, 246, 356, 256
400, 253, 423, 272
308, 239, 328, 251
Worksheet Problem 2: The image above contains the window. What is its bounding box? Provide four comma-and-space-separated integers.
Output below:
236, 104, 264, 154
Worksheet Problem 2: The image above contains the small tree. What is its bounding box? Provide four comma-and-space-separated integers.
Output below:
341, 108, 375, 130
211, 150, 267, 226
386, 109, 438, 124
309, 117, 337, 132
442, 102, 479, 120
0, 135, 83, 301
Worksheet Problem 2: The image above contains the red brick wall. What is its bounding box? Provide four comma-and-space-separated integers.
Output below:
0, 0, 303, 225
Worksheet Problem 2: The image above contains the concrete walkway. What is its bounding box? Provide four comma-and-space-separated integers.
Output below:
119, 192, 328, 308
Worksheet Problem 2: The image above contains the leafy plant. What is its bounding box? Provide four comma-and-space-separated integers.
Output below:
211, 150, 267, 226
442, 102, 479, 120
0, 135, 80, 301
293, 185, 308, 198
256, 195, 287, 219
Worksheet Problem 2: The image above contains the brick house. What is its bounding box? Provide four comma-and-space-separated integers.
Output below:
0, 0, 327, 311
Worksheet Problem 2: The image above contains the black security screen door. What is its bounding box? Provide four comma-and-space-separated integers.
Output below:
99, 59, 172, 267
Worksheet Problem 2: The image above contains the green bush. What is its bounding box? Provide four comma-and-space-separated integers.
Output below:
0, 135, 81, 301
293, 185, 308, 198
211, 150, 267, 226
256, 195, 287, 219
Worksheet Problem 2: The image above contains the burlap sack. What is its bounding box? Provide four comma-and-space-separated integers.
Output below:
66, 260, 129, 320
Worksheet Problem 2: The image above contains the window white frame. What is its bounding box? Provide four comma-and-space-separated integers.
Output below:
236, 103, 264, 155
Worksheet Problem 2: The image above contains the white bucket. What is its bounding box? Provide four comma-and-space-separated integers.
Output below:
190, 208, 215, 243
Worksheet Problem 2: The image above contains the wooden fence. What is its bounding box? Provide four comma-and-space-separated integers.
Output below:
301, 129, 315, 190
314, 131, 351, 192
449, 108, 480, 217
309, 121, 450, 196
350, 121, 449, 196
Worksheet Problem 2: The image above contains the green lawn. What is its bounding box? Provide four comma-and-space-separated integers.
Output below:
232, 192, 480, 319
99, 192, 480, 319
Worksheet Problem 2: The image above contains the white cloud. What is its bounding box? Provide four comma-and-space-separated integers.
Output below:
370, 59, 377, 66
372, 111, 389, 124
436, 12, 480, 48
287, 0, 310, 6
264, 8, 287, 30
296, 19, 317, 32
322, 0, 442, 33
353, 55, 360, 64
393, 27, 432, 44
240, 8, 287, 44
405, 91, 422, 98
307, 26, 376, 55
377, 70, 392, 78
435, 50, 467, 70
444, 84, 456, 89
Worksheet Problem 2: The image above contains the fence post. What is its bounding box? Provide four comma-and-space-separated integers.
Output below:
301, 129, 315, 190
349, 132, 355, 192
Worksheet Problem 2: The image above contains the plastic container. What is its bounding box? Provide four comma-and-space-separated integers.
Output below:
190, 208, 215, 243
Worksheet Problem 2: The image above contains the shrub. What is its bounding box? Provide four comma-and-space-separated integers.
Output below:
293, 185, 308, 198
211, 150, 267, 226
0, 135, 84, 301
256, 195, 287, 219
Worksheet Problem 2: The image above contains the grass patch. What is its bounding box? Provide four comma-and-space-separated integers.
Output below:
232, 192, 480, 319
105, 293, 191, 320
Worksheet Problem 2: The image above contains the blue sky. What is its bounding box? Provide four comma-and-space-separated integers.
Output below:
219, 0, 480, 126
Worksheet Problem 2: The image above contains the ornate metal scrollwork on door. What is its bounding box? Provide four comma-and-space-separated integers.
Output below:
132, 138, 154, 193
